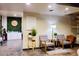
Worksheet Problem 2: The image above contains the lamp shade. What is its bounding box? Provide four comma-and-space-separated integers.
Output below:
51, 24, 56, 29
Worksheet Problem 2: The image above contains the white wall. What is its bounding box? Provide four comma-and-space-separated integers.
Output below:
22, 12, 72, 49
22, 16, 37, 48
2, 15, 7, 30
37, 15, 72, 38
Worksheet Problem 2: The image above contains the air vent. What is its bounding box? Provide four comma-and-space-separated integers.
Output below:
49, 9, 53, 12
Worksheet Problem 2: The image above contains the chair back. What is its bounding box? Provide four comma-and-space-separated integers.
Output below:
57, 35, 65, 41
39, 35, 48, 42
66, 35, 76, 44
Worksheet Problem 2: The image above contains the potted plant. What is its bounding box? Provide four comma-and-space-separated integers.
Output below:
54, 33, 57, 38
31, 28, 37, 40
54, 33, 57, 36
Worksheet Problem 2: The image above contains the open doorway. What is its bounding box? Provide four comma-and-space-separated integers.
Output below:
7, 17, 22, 40
6, 16, 23, 50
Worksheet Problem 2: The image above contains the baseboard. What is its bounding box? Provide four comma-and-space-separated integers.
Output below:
23, 47, 41, 50
74, 43, 79, 46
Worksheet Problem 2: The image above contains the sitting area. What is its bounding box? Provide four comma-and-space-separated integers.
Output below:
57, 35, 76, 48
39, 34, 76, 54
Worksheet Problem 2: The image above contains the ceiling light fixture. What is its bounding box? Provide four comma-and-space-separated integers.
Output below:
48, 5, 52, 8
26, 3, 31, 5
14, 14, 17, 16
65, 7, 69, 11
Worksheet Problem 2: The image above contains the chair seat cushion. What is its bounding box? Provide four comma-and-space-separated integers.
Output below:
42, 42, 54, 46
63, 41, 71, 44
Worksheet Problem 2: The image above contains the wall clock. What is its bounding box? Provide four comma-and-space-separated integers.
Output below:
11, 20, 18, 26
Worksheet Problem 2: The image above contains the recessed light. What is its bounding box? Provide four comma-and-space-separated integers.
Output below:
65, 7, 69, 11
25, 3, 31, 5
14, 14, 17, 16
48, 5, 52, 8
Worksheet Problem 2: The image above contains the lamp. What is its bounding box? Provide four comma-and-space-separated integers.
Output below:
51, 24, 56, 39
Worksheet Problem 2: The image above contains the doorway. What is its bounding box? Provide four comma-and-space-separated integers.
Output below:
7, 17, 22, 40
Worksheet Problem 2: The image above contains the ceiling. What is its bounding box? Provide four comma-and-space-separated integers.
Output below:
59, 3, 79, 7
0, 3, 79, 16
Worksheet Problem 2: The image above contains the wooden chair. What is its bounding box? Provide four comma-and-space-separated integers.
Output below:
66, 35, 76, 48
57, 35, 76, 48
57, 35, 71, 48
39, 35, 55, 53
57, 35, 65, 48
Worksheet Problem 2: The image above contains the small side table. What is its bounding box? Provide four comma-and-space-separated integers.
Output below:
31, 39, 36, 52
0, 37, 3, 45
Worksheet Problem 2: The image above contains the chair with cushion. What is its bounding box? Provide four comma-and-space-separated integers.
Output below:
57, 34, 76, 48
57, 35, 65, 48
57, 35, 71, 48
66, 35, 76, 48
39, 35, 55, 53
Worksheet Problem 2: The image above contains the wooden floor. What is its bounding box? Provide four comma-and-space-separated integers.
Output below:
0, 40, 78, 56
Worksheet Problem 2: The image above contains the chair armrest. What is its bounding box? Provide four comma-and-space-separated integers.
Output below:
41, 40, 46, 44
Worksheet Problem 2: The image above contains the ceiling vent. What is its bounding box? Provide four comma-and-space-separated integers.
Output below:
49, 9, 53, 12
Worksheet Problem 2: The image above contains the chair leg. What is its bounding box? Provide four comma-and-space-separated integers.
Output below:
45, 45, 47, 53
61, 41, 64, 49
53, 45, 55, 49
40, 43, 42, 48
62, 44, 64, 49
70, 44, 72, 48
0, 41, 3, 46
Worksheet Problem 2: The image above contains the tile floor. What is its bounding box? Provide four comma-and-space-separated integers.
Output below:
0, 40, 78, 56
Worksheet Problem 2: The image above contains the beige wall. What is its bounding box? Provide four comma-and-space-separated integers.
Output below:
22, 12, 73, 49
